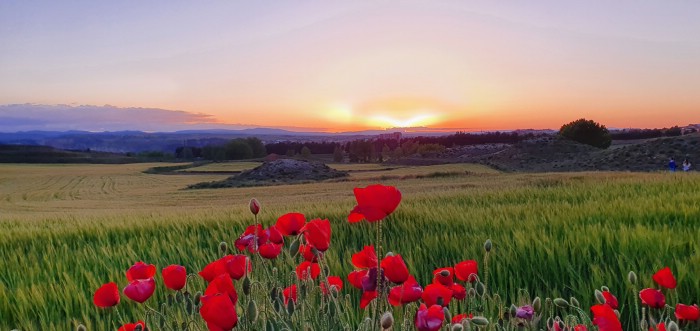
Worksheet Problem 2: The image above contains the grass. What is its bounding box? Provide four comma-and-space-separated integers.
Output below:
0, 163, 698, 330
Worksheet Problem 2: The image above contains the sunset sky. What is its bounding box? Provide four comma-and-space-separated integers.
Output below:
1, 1, 699, 132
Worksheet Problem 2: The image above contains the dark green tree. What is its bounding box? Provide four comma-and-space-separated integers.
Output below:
245, 137, 267, 157
300, 146, 312, 159
559, 118, 612, 149
225, 139, 254, 160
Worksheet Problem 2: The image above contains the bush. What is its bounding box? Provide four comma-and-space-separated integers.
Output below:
559, 118, 612, 148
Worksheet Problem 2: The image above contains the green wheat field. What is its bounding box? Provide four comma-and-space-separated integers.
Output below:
0, 162, 698, 330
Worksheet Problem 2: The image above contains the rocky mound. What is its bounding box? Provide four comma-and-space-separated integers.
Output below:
188, 159, 348, 188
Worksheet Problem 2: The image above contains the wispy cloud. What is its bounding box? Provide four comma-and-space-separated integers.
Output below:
0, 104, 226, 132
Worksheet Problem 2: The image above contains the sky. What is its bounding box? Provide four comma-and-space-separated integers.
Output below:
1, 1, 699, 132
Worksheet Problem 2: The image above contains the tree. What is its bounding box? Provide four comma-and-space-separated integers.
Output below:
300, 146, 311, 159
245, 137, 267, 157
559, 118, 611, 149
225, 139, 253, 160
381, 144, 391, 162
333, 146, 344, 163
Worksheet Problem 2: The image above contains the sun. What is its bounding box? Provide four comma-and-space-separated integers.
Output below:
368, 114, 439, 128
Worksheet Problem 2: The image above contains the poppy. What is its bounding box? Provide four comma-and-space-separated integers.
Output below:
295, 261, 320, 280
200, 293, 238, 331
639, 288, 665, 308
451, 313, 473, 324
302, 218, 331, 252
516, 305, 534, 320
299, 244, 320, 262
320, 276, 343, 295
652, 267, 676, 289
283, 284, 297, 305
348, 269, 369, 290
450, 283, 466, 300
249, 198, 260, 215
162, 265, 186, 291
675, 303, 700, 321
199, 255, 251, 282
591, 303, 622, 331
348, 184, 401, 223
204, 273, 238, 305
123, 278, 156, 303
432, 267, 455, 287
422, 283, 453, 307
352, 245, 378, 269
93, 282, 120, 308
454, 260, 478, 282
388, 276, 423, 306
117, 321, 146, 331
381, 254, 409, 284
415, 303, 445, 331
360, 267, 385, 292
573, 325, 588, 331
360, 290, 378, 309
275, 212, 306, 236
650, 322, 667, 331
259, 243, 283, 259
126, 261, 156, 282
235, 224, 282, 253
602, 290, 618, 309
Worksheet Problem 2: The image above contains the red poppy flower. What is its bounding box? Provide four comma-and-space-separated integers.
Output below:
123, 278, 156, 303
422, 283, 453, 307
352, 245, 378, 269
360, 290, 378, 309
432, 267, 455, 286
93, 282, 120, 308
126, 261, 156, 282
162, 264, 187, 291
205, 273, 238, 305
199, 255, 251, 282
320, 276, 343, 295
381, 254, 409, 284
675, 303, 700, 321
573, 325, 588, 331
388, 276, 423, 306
299, 244, 320, 262
283, 284, 297, 305
450, 283, 467, 300
591, 303, 622, 331
639, 288, 665, 308
415, 303, 445, 331
348, 269, 369, 289
348, 184, 401, 223
650, 322, 667, 331
200, 293, 238, 331
302, 218, 331, 252
259, 243, 283, 259
295, 261, 320, 280
602, 290, 618, 309
235, 224, 282, 253
454, 260, 478, 282
275, 212, 306, 236
117, 321, 146, 331
451, 313, 473, 324
652, 267, 676, 289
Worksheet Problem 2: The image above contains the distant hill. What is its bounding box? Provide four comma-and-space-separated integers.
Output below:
0, 144, 159, 163
470, 134, 699, 172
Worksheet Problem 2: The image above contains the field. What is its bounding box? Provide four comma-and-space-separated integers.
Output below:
0, 163, 699, 330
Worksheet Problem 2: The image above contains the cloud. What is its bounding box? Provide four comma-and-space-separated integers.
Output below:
0, 104, 225, 132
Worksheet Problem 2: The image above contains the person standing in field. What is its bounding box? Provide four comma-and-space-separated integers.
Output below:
669, 158, 677, 172
682, 159, 691, 172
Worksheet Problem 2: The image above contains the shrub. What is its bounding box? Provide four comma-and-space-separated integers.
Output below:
559, 118, 612, 148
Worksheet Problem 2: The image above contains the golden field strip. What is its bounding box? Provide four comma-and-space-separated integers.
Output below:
0, 162, 698, 330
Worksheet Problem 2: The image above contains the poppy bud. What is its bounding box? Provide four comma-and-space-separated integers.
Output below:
668, 321, 679, 331
601, 286, 609, 292
570, 297, 580, 307
286, 298, 295, 315
380, 311, 394, 329
194, 292, 202, 305
532, 297, 541, 312
243, 277, 251, 295
289, 239, 300, 257
452, 324, 464, 331
443, 307, 452, 324
167, 294, 174, 305
273, 298, 282, 312
475, 282, 485, 297
249, 198, 260, 215
594, 290, 606, 304
553, 298, 569, 308
509, 304, 517, 317
471, 317, 489, 326
266, 320, 276, 331
220, 241, 228, 254
385, 251, 394, 257
484, 239, 492, 252
628, 271, 637, 285
247, 300, 259, 322
76, 325, 87, 331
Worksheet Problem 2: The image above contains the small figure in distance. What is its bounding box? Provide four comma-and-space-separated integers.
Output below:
669, 157, 676, 172
682, 158, 692, 172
